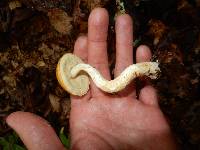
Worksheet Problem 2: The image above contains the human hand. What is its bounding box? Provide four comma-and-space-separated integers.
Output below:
69, 8, 177, 150
6, 8, 178, 150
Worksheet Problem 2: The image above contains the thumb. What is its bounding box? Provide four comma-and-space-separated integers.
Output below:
6, 111, 66, 150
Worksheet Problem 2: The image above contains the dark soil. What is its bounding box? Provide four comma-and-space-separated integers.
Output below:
0, 0, 199, 149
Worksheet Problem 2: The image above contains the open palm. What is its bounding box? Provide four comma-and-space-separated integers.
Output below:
6, 8, 177, 150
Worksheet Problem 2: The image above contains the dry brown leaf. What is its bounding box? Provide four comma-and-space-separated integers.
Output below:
47, 8, 73, 35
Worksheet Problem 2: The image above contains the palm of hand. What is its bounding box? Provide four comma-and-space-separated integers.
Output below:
70, 90, 172, 150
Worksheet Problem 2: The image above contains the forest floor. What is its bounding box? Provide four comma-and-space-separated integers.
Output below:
0, 0, 199, 149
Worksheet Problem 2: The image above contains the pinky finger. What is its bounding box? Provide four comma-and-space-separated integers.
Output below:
136, 45, 159, 107
139, 85, 159, 107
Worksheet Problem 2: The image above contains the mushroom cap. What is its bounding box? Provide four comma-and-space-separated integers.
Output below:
56, 53, 89, 96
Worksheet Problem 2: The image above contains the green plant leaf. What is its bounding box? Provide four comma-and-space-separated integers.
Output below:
0, 137, 9, 146
13, 144, 26, 150
133, 37, 142, 47
0, 132, 26, 150
59, 127, 70, 148
0, 137, 10, 150
3, 144, 10, 150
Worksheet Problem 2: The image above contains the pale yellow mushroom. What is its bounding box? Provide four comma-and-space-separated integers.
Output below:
56, 53, 89, 96
56, 53, 160, 96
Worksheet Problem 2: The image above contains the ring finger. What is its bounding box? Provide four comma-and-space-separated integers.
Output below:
114, 14, 136, 98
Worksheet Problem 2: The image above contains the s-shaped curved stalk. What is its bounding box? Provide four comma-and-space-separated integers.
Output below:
56, 53, 160, 96
71, 62, 159, 93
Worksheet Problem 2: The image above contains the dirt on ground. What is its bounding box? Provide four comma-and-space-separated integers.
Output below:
0, 0, 199, 149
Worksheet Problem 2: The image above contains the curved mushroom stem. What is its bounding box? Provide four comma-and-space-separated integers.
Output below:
70, 62, 160, 93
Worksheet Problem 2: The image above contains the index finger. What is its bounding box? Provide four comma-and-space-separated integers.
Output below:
88, 8, 111, 97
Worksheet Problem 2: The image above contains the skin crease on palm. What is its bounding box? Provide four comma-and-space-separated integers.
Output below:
6, 8, 178, 150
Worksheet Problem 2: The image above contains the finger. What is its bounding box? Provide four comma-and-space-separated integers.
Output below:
115, 14, 133, 76
136, 45, 151, 63
6, 111, 65, 150
139, 85, 159, 107
73, 35, 88, 63
71, 36, 91, 102
88, 8, 110, 97
136, 45, 159, 106
114, 14, 135, 98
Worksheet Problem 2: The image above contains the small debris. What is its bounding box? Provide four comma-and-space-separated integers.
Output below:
9, 1, 22, 10
61, 99, 71, 119
36, 61, 46, 67
3, 75, 16, 88
49, 94, 61, 113
148, 19, 168, 45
